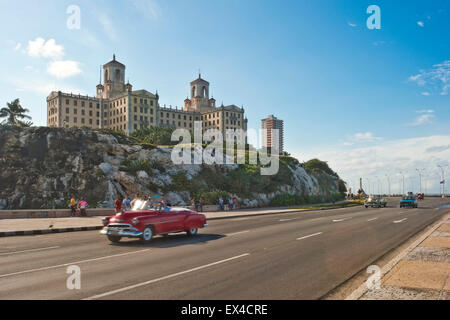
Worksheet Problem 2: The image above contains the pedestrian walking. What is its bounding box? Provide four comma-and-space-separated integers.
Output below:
69, 196, 76, 217
218, 197, 224, 211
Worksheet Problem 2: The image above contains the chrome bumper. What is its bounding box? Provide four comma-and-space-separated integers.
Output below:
100, 227, 142, 238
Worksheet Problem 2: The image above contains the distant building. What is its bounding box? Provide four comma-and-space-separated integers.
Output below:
47, 55, 248, 137
261, 115, 284, 154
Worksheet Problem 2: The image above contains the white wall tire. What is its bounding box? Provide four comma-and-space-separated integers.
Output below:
142, 227, 153, 242
187, 228, 198, 236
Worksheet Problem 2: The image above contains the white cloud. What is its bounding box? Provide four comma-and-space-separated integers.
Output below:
409, 60, 450, 95
351, 132, 382, 142
130, 0, 161, 20
47, 60, 82, 79
99, 14, 118, 41
26, 38, 64, 59
409, 109, 435, 126
13, 43, 22, 51
417, 21, 424, 27
9, 77, 82, 95
348, 22, 357, 27
294, 135, 450, 194
421, 91, 430, 96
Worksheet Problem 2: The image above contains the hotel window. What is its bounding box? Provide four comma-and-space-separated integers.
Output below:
81, 101, 85, 107
74, 100, 78, 106
134, 98, 137, 103
81, 110, 85, 116
140, 107, 143, 113
150, 117, 153, 123
134, 115, 137, 121
89, 111, 93, 116
66, 108, 69, 114
74, 117, 77, 123
150, 100, 154, 106
134, 107, 137, 113
97, 112, 100, 117
150, 109, 153, 115
66, 99, 70, 105
74, 109, 77, 115
172, 114, 175, 119
97, 120, 99, 125
89, 119, 93, 125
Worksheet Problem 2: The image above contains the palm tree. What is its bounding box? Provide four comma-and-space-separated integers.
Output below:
0, 99, 32, 126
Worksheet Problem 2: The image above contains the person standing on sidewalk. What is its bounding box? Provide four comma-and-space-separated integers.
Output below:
114, 196, 122, 213
122, 194, 131, 212
199, 197, 204, 212
69, 196, 77, 217
78, 199, 88, 217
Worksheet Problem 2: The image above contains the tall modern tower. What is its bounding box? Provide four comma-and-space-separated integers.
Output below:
261, 115, 284, 154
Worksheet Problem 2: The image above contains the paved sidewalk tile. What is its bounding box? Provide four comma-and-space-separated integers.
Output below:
361, 285, 448, 300
438, 224, 450, 232
405, 246, 450, 263
420, 237, 450, 248
383, 260, 450, 291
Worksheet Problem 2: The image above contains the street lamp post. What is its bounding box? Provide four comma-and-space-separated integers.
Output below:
385, 174, 391, 197
399, 172, 405, 195
416, 168, 424, 193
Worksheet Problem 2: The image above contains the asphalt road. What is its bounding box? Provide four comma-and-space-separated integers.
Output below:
0, 197, 448, 300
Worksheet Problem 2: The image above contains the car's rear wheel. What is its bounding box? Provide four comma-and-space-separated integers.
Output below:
107, 235, 121, 243
141, 227, 153, 243
187, 228, 198, 236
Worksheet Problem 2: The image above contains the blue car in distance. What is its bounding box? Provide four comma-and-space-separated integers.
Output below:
400, 192, 418, 208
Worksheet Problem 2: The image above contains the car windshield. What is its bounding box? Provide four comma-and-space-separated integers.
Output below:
130, 200, 152, 211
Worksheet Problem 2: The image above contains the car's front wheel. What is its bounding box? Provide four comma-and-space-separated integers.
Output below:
187, 228, 198, 236
107, 235, 121, 243
141, 227, 154, 243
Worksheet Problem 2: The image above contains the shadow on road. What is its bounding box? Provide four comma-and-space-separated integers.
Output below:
109, 233, 225, 248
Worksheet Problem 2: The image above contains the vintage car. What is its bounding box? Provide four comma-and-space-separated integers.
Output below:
400, 192, 418, 208
365, 196, 387, 208
100, 201, 207, 243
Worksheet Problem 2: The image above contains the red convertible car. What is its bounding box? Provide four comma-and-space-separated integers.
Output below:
100, 205, 207, 243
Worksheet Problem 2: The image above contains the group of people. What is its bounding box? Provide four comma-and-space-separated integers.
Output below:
69, 196, 88, 217
218, 197, 239, 211
114, 194, 171, 213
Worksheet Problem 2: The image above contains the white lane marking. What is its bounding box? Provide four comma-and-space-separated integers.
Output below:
393, 218, 408, 224
367, 218, 378, 222
0, 249, 150, 279
0, 246, 60, 256
296, 232, 323, 241
333, 217, 352, 222
84, 253, 251, 300
279, 218, 297, 222
230, 217, 250, 221
226, 230, 250, 237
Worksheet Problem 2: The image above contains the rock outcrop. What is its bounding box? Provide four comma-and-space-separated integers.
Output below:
0, 126, 340, 209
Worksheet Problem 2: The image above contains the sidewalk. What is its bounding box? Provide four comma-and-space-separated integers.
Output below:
360, 215, 450, 300
0, 201, 351, 237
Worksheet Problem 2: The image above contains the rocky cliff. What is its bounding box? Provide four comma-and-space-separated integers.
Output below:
0, 126, 342, 210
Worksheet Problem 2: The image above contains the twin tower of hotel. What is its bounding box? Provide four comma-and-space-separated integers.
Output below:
47, 55, 248, 138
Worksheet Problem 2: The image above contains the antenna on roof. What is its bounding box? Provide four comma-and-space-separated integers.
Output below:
99, 65, 102, 84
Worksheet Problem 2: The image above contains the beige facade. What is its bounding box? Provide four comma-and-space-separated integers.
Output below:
47, 56, 247, 137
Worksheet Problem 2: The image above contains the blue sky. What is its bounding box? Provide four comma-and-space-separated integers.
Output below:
0, 0, 449, 193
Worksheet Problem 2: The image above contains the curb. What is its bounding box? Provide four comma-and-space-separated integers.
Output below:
0, 226, 103, 238
345, 213, 450, 300
0, 203, 362, 238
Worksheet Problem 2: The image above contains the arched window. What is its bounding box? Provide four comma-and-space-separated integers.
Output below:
202, 86, 207, 97
115, 69, 121, 81
191, 86, 196, 97
104, 70, 109, 81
